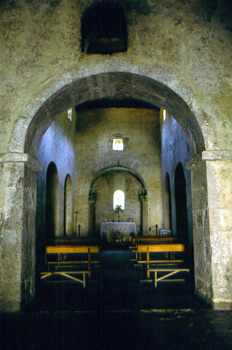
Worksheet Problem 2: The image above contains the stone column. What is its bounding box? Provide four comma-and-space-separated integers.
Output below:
88, 189, 97, 237
202, 151, 232, 310
190, 157, 213, 305
139, 188, 148, 235
0, 153, 41, 312
190, 151, 232, 310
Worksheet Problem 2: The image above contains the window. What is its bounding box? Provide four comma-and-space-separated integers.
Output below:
113, 138, 123, 151
113, 190, 125, 210
163, 109, 166, 121
81, 2, 127, 54
67, 108, 72, 122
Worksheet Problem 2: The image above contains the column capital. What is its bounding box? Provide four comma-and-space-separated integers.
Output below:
88, 188, 97, 202
0, 152, 42, 171
186, 150, 232, 170
202, 150, 232, 161
139, 188, 148, 202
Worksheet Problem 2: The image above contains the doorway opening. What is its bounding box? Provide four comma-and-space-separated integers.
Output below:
24, 72, 205, 308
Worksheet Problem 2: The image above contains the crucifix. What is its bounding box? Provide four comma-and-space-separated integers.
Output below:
155, 224, 159, 236
74, 210, 79, 236
78, 224, 81, 237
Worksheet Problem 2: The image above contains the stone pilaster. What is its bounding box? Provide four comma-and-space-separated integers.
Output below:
202, 151, 232, 310
190, 151, 232, 309
191, 157, 213, 306
88, 189, 97, 237
139, 189, 148, 235
0, 153, 41, 312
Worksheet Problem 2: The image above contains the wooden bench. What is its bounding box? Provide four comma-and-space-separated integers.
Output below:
51, 237, 101, 246
40, 270, 89, 288
134, 244, 185, 278
41, 245, 100, 286
130, 236, 175, 246
130, 237, 177, 260
144, 267, 190, 288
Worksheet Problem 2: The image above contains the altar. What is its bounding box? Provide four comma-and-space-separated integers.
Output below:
100, 222, 137, 242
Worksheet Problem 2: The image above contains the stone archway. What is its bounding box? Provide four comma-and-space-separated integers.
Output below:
88, 165, 149, 236
24, 73, 205, 158
3, 72, 218, 312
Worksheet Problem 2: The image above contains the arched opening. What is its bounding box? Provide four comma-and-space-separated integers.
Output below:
113, 190, 125, 210
89, 166, 148, 237
81, 1, 127, 54
46, 162, 59, 243
25, 73, 205, 159
64, 174, 73, 236
164, 173, 172, 231
175, 163, 188, 243
21, 72, 210, 310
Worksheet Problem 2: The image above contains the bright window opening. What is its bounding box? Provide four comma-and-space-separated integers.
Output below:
67, 108, 72, 122
113, 190, 125, 210
113, 138, 123, 151
163, 109, 166, 122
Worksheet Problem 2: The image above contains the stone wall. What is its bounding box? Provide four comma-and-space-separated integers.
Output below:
94, 172, 142, 236
36, 109, 76, 267
161, 113, 193, 242
0, 0, 231, 310
0, 0, 231, 155
205, 159, 232, 309
191, 159, 213, 305
74, 107, 162, 236
0, 160, 26, 311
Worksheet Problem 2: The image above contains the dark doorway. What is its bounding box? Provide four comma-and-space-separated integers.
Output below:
164, 173, 172, 231
46, 161, 59, 242
175, 163, 188, 242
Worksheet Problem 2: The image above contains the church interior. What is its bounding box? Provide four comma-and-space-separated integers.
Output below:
0, 0, 232, 348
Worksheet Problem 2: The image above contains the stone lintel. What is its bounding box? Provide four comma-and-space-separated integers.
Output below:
213, 299, 232, 310
186, 154, 202, 170
202, 150, 232, 161
187, 150, 232, 170
0, 153, 42, 171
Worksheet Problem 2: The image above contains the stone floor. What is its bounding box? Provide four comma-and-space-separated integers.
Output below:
1, 250, 232, 349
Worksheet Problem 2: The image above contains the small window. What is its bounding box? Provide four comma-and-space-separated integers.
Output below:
163, 109, 166, 122
113, 190, 125, 210
81, 2, 127, 54
67, 108, 72, 122
113, 138, 123, 151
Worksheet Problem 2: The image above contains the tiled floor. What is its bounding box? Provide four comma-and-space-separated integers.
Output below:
1, 250, 232, 349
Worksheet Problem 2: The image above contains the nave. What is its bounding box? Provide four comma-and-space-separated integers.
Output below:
1, 249, 232, 350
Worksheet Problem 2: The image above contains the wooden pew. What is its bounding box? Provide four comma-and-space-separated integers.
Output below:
135, 243, 185, 278
130, 237, 176, 259
131, 236, 175, 246
131, 238, 178, 261
40, 270, 89, 288
146, 267, 190, 288
41, 245, 100, 286
51, 237, 101, 246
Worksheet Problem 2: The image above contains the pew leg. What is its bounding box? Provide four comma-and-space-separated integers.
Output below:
146, 247, 150, 278
88, 248, 91, 278
154, 271, 158, 288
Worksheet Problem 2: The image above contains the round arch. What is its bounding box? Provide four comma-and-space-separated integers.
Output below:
24, 72, 205, 158
20, 71, 208, 309
88, 165, 148, 236
90, 164, 147, 190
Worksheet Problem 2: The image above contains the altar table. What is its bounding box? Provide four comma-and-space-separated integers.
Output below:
100, 222, 137, 242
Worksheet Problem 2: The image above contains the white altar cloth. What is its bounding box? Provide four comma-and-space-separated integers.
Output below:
100, 222, 137, 242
